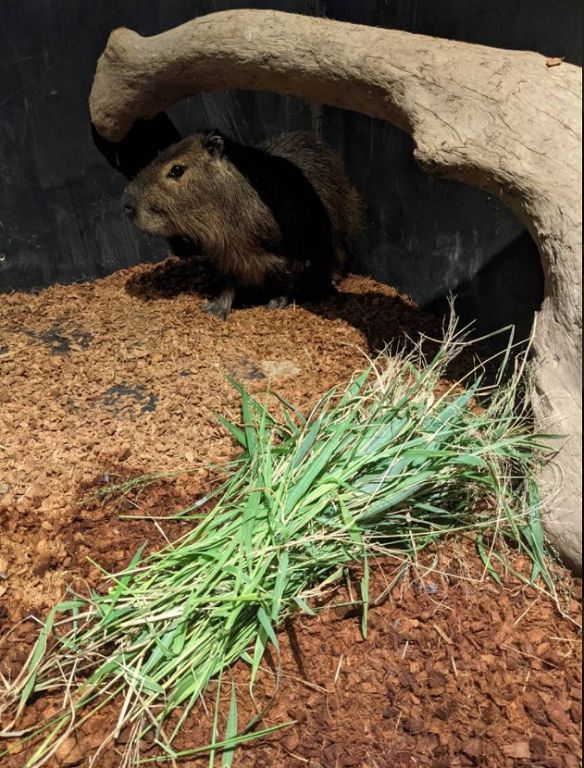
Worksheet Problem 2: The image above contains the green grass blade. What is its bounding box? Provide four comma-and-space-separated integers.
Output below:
360, 554, 370, 638
19, 605, 59, 711
214, 413, 248, 449
221, 677, 238, 768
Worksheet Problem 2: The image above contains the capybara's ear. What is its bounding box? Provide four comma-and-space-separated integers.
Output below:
203, 130, 225, 158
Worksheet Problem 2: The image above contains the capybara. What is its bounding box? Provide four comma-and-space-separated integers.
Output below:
122, 130, 360, 319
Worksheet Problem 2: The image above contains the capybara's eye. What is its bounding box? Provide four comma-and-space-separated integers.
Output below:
167, 164, 186, 179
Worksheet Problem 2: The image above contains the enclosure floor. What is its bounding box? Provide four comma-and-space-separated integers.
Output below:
0, 260, 581, 767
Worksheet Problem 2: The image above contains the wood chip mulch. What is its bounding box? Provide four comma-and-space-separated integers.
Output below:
0, 259, 581, 767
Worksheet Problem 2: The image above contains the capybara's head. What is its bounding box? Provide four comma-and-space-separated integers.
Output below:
122, 131, 235, 245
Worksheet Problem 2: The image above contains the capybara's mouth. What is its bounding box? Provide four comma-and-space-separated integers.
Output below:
133, 210, 177, 238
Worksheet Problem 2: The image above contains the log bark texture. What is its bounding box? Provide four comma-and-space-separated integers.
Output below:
89, 10, 582, 571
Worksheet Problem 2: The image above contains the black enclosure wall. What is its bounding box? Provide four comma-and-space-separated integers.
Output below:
1, 1, 582, 341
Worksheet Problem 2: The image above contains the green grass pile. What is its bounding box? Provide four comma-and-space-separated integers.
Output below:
0, 330, 554, 767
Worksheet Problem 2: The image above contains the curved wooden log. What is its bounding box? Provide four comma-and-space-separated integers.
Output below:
90, 10, 582, 571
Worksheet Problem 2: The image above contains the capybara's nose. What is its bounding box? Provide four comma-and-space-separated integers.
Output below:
123, 202, 136, 219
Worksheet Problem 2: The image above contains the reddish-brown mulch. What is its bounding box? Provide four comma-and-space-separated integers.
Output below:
0, 260, 581, 767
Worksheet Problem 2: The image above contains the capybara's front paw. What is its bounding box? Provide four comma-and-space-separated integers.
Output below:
203, 297, 230, 320
266, 296, 290, 311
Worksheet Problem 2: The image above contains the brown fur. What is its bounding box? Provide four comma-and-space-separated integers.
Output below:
122, 131, 360, 318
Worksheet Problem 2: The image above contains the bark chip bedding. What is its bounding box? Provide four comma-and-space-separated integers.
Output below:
0, 259, 581, 767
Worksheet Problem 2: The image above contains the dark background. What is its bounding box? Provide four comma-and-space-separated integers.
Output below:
1, 1, 581, 340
